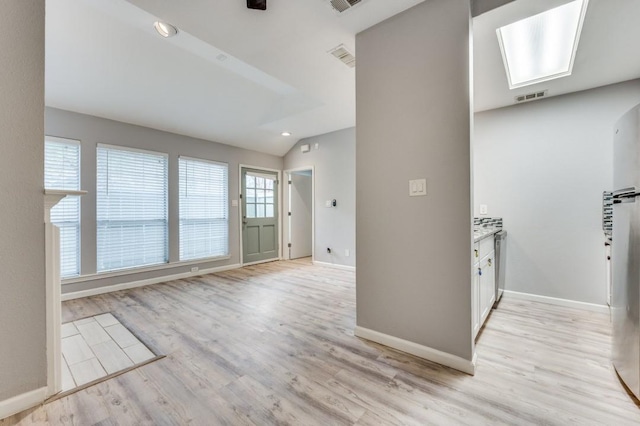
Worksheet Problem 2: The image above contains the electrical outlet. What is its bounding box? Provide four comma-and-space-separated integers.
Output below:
409, 178, 427, 197
191, 266, 199, 273
345, 249, 350, 257
480, 204, 488, 215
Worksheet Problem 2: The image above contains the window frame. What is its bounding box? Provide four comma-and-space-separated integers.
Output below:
45, 135, 82, 278
96, 143, 169, 273
178, 155, 230, 261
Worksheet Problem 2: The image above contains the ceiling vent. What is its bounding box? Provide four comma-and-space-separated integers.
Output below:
328, 0, 363, 14
515, 90, 548, 104
329, 44, 356, 68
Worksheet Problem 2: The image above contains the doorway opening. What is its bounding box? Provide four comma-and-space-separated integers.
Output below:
285, 167, 314, 261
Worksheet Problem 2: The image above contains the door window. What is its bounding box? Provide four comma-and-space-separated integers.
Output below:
245, 173, 275, 218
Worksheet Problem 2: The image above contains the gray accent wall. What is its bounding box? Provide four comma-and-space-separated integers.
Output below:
283, 128, 356, 268
356, 0, 474, 361
45, 108, 282, 294
0, 0, 47, 402
474, 79, 640, 305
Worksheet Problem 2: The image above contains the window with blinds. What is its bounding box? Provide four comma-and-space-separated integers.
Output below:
179, 157, 229, 260
96, 145, 168, 272
45, 137, 81, 278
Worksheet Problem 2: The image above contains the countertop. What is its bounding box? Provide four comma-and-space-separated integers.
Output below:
474, 227, 500, 243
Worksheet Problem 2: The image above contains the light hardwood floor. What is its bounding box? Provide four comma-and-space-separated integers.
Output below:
3, 259, 640, 425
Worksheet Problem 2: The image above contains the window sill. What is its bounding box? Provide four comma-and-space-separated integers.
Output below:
61, 255, 232, 284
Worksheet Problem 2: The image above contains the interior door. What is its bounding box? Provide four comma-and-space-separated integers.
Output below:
289, 172, 312, 259
241, 168, 279, 264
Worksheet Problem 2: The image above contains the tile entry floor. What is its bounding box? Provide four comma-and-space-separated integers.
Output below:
60, 313, 156, 392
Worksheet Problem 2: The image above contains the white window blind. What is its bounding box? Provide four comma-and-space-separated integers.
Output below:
97, 145, 168, 272
45, 137, 81, 278
179, 157, 229, 260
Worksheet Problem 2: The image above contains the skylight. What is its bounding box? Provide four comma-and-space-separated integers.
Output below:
496, 0, 589, 89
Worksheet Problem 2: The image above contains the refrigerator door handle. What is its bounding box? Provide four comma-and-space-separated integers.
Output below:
612, 187, 640, 204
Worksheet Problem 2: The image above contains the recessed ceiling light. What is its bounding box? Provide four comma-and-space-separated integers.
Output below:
496, 0, 589, 89
281, 132, 292, 137
153, 21, 178, 38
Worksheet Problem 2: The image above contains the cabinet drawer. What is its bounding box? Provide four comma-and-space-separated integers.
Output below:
478, 235, 494, 260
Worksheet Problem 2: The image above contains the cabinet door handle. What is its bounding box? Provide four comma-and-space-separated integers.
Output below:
478, 267, 482, 276
488, 258, 492, 267
474, 249, 478, 258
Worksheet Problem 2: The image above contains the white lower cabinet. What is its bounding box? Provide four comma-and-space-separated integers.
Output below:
479, 250, 496, 326
472, 262, 481, 337
473, 236, 496, 339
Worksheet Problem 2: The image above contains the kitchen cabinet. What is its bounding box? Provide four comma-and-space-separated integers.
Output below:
479, 251, 496, 325
473, 261, 481, 337
473, 235, 496, 339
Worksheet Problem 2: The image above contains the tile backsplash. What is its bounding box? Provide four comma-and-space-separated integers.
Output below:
474, 217, 503, 229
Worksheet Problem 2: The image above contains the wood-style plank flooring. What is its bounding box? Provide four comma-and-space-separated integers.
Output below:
3, 258, 640, 425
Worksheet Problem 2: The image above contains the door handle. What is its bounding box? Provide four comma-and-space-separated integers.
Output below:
613, 187, 640, 204
242, 216, 248, 225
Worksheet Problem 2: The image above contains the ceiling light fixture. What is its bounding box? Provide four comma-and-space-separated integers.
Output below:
281, 132, 291, 137
153, 21, 178, 38
496, 0, 589, 89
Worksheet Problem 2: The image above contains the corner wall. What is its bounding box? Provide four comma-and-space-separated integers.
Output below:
0, 0, 47, 404
356, 0, 474, 365
45, 107, 283, 294
474, 79, 640, 305
283, 128, 356, 268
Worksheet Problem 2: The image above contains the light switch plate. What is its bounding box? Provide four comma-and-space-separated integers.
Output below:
325, 200, 332, 208
480, 204, 488, 215
231, 199, 238, 207
409, 179, 427, 197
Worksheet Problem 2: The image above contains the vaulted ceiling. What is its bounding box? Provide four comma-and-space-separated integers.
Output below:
46, 0, 640, 156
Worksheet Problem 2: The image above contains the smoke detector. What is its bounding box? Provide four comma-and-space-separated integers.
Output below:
327, 0, 363, 14
329, 44, 356, 68
514, 90, 548, 104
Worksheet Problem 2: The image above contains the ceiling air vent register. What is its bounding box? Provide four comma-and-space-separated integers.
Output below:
515, 90, 548, 103
329, 45, 356, 68
328, 0, 363, 14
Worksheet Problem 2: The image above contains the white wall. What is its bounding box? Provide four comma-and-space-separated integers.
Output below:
0, 0, 47, 403
283, 128, 355, 268
474, 80, 640, 305
356, 0, 474, 365
45, 108, 283, 294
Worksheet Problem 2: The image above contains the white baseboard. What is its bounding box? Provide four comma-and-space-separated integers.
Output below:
62, 263, 241, 301
354, 326, 476, 375
503, 290, 609, 314
0, 387, 47, 420
313, 261, 356, 272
